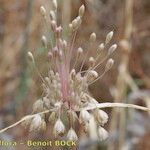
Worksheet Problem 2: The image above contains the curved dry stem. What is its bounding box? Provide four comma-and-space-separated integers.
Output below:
82, 102, 150, 112
0, 103, 149, 134
0, 109, 54, 134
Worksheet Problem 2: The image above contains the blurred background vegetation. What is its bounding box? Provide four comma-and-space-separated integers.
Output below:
0, 0, 150, 149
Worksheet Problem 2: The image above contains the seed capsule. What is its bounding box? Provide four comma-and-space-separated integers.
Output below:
95, 110, 108, 125
79, 110, 91, 122
54, 119, 65, 135
30, 114, 42, 131
67, 128, 78, 141
98, 126, 108, 141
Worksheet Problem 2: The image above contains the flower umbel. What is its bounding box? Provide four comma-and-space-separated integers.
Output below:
26, 1, 117, 141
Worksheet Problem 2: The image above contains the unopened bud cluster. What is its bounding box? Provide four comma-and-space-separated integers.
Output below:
24, 0, 117, 142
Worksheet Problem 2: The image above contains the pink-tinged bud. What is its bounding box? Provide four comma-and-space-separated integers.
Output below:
98, 126, 108, 141
48, 51, 53, 59
55, 26, 62, 37
56, 26, 62, 32
53, 46, 59, 57
51, 20, 57, 31
67, 128, 78, 141
58, 50, 63, 61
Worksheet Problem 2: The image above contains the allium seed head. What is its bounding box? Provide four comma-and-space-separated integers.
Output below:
27, 3, 117, 142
